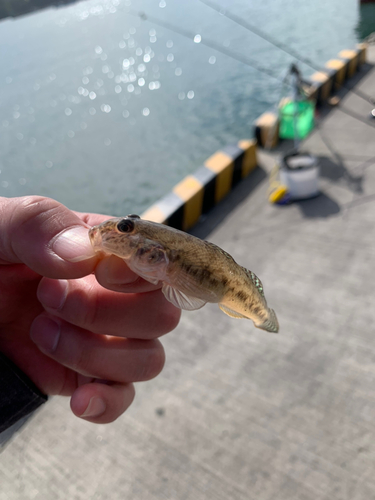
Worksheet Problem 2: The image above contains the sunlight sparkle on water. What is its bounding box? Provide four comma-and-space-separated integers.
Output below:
100, 104, 111, 113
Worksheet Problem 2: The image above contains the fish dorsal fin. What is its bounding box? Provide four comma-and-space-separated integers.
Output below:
219, 304, 248, 319
162, 283, 207, 311
242, 267, 265, 297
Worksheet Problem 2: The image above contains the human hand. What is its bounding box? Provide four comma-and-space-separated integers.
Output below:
0, 196, 180, 424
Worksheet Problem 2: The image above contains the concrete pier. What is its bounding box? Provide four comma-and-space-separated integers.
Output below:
1, 46, 375, 500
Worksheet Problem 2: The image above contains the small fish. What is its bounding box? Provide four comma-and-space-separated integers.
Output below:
89, 215, 279, 333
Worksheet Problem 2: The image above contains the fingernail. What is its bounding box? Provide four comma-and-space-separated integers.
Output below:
51, 226, 96, 262
30, 317, 61, 353
38, 279, 68, 310
80, 397, 106, 418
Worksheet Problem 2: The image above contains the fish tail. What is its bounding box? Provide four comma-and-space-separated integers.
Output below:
256, 308, 279, 334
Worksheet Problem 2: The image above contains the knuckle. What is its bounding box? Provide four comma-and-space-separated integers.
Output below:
15, 196, 62, 229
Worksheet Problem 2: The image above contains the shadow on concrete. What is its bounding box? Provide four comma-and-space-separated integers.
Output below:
287, 153, 360, 219
190, 166, 267, 239
318, 155, 364, 193
295, 192, 341, 218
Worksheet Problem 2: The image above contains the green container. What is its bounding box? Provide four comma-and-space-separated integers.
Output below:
279, 100, 315, 140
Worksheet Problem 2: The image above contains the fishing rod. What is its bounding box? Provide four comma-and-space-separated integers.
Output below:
198, 0, 375, 106
130, 9, 292, 87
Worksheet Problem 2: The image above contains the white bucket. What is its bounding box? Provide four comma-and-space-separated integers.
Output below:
280, 153, 319, 200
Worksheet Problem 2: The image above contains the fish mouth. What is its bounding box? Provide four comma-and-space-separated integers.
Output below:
88, 226, 103, 252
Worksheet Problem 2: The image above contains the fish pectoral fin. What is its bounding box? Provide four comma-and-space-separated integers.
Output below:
127, 266, 159, 285
219, 304, 248, 319
141, 276, 159, 285
162, 283, 207, 311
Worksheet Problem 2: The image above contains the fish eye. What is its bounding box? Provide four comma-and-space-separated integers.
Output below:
117, 218, 135, 233
127, 214, 140, 219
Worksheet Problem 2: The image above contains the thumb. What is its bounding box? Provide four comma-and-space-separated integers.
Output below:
0, 196, 97, 279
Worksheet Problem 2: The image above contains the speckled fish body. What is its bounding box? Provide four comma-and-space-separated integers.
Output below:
89, 215, 279, 333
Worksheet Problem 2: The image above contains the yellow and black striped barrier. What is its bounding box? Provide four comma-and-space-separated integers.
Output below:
306, 43, 367, 105
255, 42, 368, 148
142, 140, 257, 230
